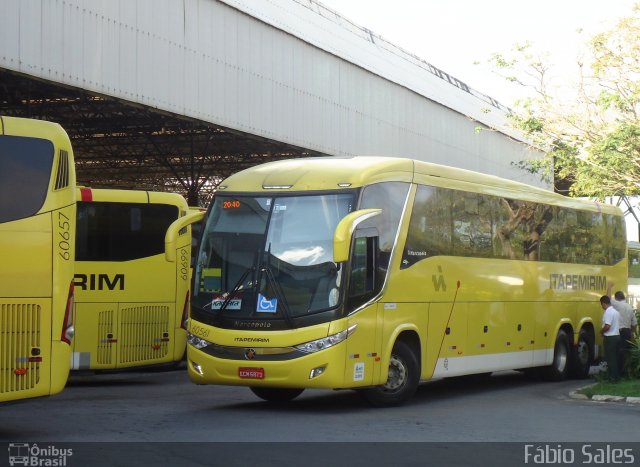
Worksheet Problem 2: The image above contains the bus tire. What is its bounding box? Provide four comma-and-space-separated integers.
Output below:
361, 340, 419, 407
542, 329, 571, 381
569, 329, 593, 379
249, 387, 304, 403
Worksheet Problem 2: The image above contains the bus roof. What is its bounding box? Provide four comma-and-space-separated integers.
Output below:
76, 187, 188, 208
218, 156, 621, 215
0, 116, 67, 140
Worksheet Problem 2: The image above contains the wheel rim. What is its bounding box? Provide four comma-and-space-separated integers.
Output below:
382, 354, 407, 392
556, 339, 568, 372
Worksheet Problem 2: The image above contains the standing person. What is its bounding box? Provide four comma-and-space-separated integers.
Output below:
607, 283, 638, 374
599, 295, 621, 382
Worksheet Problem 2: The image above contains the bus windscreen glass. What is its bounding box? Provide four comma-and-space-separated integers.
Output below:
76, 202, 179, 261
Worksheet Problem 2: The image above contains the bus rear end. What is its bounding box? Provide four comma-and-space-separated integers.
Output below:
0, 116, 76, 402
72, 188, 191, 370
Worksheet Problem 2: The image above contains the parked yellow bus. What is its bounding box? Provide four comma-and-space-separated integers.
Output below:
177, 157, 626, 406
72, 187, 191, 370
0, 116, 76, 402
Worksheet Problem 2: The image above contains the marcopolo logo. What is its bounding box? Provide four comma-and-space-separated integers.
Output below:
8, 443, 73, 466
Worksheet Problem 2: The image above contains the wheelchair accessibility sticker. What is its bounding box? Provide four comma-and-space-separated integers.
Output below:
257, 293, 278, 313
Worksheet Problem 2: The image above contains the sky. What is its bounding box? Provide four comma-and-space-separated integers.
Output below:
317, 0, 637, 105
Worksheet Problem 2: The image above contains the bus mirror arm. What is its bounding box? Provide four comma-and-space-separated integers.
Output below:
333, 209, 382, 263
165, 211, 206, 262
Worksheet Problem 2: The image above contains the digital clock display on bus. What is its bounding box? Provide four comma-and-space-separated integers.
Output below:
222, 200, 241, 209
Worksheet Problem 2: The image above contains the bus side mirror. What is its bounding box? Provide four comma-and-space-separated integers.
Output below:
333, 209, 381, 263
165, 210, 206, 262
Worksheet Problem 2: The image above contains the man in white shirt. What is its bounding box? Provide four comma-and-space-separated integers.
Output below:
608, 283, 637, 375
599, 295, 621, 382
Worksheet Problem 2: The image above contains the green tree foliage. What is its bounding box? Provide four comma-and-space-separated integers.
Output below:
489, 4, 640, 198
627, 334, 640, 379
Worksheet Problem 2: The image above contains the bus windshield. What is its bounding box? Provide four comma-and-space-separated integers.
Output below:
193, 193, 355, 322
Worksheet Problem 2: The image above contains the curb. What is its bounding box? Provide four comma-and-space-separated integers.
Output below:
569, 389, 640, 403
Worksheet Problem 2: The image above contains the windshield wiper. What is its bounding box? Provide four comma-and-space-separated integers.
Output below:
215, 266, 254, 315
260, 244, 294, 328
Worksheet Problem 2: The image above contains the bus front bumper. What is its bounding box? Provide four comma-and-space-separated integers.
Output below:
186, 342, 349, 389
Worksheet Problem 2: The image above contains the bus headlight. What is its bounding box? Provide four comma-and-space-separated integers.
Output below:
187, 333, 210, 350
295, 324, 357, 354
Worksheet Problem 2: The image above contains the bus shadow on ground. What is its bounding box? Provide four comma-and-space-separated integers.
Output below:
414, 370, 540, 401
66, 361, 186, 388
216, 370, 560, 413
66, 373, 160, 388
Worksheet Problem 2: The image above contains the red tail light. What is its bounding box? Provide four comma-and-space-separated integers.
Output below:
61, 282, 74, 344
181, 291, 190, 330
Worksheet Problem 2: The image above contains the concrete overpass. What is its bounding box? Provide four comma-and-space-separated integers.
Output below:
0, 0, 545, 205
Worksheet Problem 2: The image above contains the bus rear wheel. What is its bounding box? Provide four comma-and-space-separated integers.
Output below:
249, 387, 304, 403
361, 340, 419, 407
542, 329, 570, 381
569, 329, 593, 379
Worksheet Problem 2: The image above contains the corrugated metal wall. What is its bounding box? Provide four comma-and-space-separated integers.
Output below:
0, 0, 547, 187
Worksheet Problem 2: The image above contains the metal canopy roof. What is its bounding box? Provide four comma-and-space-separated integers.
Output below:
0, 0, 541, 207
0, 69, 316, 206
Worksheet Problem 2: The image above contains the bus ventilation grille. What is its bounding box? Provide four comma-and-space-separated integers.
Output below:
54, 149, 69, 190
119, 305, 170, 364
97, 310, 114, 365
0, 303, 41, 394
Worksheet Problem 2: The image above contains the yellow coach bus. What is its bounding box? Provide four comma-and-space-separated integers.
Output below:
0, 117, 76, 402
177, 157, 626, 406
72, 187, 191, 370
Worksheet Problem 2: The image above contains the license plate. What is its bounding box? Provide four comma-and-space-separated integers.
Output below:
239, 367, 265, 379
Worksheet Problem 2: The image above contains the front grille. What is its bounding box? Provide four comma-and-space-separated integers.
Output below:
119, 306, 170, 364
196, 341, 302, 361
0, 303, 41, 394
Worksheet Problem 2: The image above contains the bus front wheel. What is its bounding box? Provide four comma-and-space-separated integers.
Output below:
249, 387, 304, 403
361, 340, 419, 407
542, 329, 571, 381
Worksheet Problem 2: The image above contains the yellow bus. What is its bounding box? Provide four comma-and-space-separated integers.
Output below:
0, 116, 76, 402
72, 187, 192, 370
627, 241, 640, 309
178, 157, 626, 406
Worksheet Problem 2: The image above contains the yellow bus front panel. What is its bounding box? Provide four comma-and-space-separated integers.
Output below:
186, 319, 360, 389
188, 345, 349, 389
